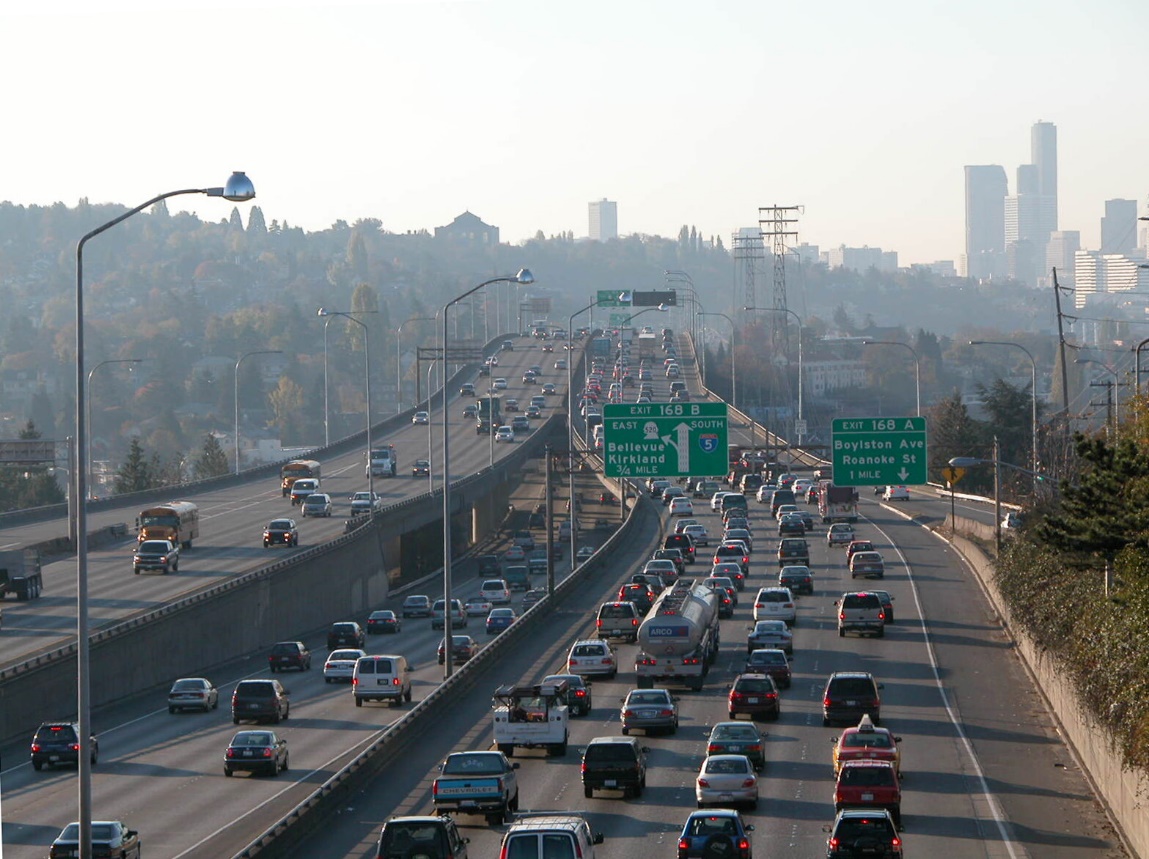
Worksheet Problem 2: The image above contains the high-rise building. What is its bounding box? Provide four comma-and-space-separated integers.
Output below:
1101, 198, 1137, 254
1046, 230, 1081, 285
1031, 121, 1058, 237
588, 199, 618, 241
964, 165, 1007, 280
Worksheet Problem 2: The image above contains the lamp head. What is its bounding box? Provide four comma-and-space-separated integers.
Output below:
969, 340, 982, 345
205, 172, 256, 201
515, 268, 535, 285
317, 307, 328, 317
948, 456, 984, 468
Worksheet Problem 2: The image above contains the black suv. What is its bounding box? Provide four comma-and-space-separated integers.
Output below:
31, 722, 97, 771
376, 814, 470, 859
268, 641, 311, 672
822, 672, 883, 726
824, 808, 902, 858
777, 538, 810, 567
232, 678, 291, 724
327, 622, 366, 650
662, 533, 695, 562
581, 736, 648, 799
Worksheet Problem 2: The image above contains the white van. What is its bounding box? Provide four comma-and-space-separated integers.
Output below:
499, 815, 604, 859
353, 655, 412, 707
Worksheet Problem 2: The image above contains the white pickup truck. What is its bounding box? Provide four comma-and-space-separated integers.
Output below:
431, 750, 519, 825
492, 681, 569, 757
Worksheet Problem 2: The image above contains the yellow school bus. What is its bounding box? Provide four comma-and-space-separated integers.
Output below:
137, 501, 200, 548
281, 459, 321, 496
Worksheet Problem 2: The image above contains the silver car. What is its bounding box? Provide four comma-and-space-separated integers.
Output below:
695, 754, 759, 810
620, 688, 678, 735
168, 677, 218, 713
746, 619, 794, 655
323, 649, 366, 683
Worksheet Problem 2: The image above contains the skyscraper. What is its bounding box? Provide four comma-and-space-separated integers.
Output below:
1031, 121, 1058, 241
588, 199, 618, 241
1101, 198, 1137, 254
964, 165, 1007, 280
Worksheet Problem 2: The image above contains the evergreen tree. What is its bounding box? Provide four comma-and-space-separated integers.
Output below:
193, 433, 230, 479
115, 437, 159, 493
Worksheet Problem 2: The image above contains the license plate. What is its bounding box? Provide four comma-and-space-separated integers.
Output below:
747, 697, 759, 704
611, 629, 622, 635
641, 709, 657, 718
729, 745, 742, 752
605, 779, 616, 787
248, 703, 260, 709
378, 679, 388, 685
846, 700, 857, 706
243, 749, 254, 757
49, 755, 60, 762
719, 793, 733, 801
862, 792, 874, 801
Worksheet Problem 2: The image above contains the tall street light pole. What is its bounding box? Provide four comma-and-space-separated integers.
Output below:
568, 298, 604, 565
87, 358, 142, 496
699, 310, 736, 423
397, 315, 435, 413
969, 340, 1038, 477
1135, 336, 1149, 398
74, 171, 255, 859
665, 270, 696, 344
234, 350, 282, 475
443, 269, 533, 678
744, 306, 805, 449
863, 339, 920, 417
319, 309, 377, 511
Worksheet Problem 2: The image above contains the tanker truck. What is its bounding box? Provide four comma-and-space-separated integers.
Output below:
635, 579, 720, 691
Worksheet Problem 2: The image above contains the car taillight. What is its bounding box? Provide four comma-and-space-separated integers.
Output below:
31, 743, 41, 752
879, 611, 886, 621
766, 692, 777, 700
227, 748, 236, 758
892, 837, 901, 848
756, 604, 765, 610
742, 778, 755, 787
708, 743, 720, 753
352, 678, 359, 687
829, 837, 840, 849
730, 692, 743, 701
262, 747, 273, 758
623, 709, 635, 718
568, 658, 577, 667
596, 619, 603, 628
602, 657, 614, 665
839, 611, 846, 620
580, 762, 587, 774
747, 743, 761, 752
697, 777, 710, 787
660, 708, 674, 716
824, 696, 833, 707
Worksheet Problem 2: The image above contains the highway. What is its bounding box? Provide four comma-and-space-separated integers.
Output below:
0, 327, 1124, 858
0, 336, 568, 667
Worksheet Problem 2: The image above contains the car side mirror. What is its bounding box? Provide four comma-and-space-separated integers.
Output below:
592, 834, 605, 844
822, 825, 833, 833
894, 736, 903, 742
512, 762, 521, 769
745, 825, 755, 832
877, 683, 884, 689
641, 746, 651, 753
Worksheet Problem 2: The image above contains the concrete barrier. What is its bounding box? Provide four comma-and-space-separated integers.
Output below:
950, 534, 1147, 858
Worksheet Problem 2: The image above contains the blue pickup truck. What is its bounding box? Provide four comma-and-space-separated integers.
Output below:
432, 751, 520, 825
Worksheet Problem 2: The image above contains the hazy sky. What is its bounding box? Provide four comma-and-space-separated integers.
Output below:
4, 0, 1147, 265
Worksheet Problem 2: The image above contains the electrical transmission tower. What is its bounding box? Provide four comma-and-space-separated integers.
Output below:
731, 227, 765, 312
758, 206, 800, 352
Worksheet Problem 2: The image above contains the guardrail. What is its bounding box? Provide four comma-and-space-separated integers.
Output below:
234, 462, 646, 857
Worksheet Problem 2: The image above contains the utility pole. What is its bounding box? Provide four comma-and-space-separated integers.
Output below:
544, 444, 555, 597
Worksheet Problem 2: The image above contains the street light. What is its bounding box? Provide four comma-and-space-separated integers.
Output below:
318, 308, 375, 511
443, 268, 533, 678
323, 309, 379, 447
397, 315, 435, 413
87, 359, 142, 495
949, 439, 1003, 554
745, 306, 805, 447
74, 171, 255, 859
969, 340, 1038, 477
234, 351, 282, 475
665, 270, 696, 343
699, 310, 736, 427
862, 339, 920, 417
1135, 336, 1149, 398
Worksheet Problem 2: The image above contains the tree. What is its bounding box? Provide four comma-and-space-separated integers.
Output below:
115, 437, 160, 493
1036, 433, 1149, 567
193, 434, 230, 479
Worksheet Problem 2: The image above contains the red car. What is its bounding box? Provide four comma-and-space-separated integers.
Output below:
727, 673, 780, 721
834, 760, 902, 828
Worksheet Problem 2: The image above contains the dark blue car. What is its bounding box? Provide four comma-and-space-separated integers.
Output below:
486, 608, 517, 635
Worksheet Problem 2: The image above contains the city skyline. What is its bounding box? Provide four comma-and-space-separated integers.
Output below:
2, 0, 1146, 266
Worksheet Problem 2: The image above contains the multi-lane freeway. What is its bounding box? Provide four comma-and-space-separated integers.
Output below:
0, 337, 566, 667
0, 326, 1128, 858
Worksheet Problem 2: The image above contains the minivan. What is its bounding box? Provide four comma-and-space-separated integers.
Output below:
353, 655, 413, 707
822, 671, 883, 726
231, 679, 290, 724
499, 815, 603, 859
662, 533, 695, 562
581, 736, 649, 798
720, 492, 748, 514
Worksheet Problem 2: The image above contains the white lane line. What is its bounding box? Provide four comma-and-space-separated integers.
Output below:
865, 512, 1025, 859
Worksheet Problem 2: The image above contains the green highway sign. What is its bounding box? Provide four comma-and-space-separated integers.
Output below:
608, 312, 631, 327
603, 402, 728, 478
597, 290, 632, 308
831, 416, 928, 486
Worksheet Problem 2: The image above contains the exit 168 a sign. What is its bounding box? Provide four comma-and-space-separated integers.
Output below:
831, 417, 927, 486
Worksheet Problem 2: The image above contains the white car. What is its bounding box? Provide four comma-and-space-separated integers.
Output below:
683, 524, 709, 546
753, 587, 797, 624
711, 491, 732, 512
301, 492, 333, 517
412, 410, 430, 425
669, 497, 694, 516
323, 648, 366, 683
495, 426, 516, 443
775, 503, 800, 521
167, 677, 219, 713
792, 479, 813, 497
566, 638, 618, 678
756, 485, 775, 503
349, 491, 383, 515
883, 485, 910, 501
480, 578, 512, 605
827, 523, 856, 546
493, 377, 508, 390
555, 359, 567, 370
464, 596, 493, 617
696, 754, 758, 809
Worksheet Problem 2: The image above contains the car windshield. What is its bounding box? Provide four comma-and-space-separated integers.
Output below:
573, 644, 604, 656
628, 691, 670, 705
735, 678, 774, 694
330, 650, 362, 661
59, 824, 118, 841
756, 622, 787, 632
268, 520, 293, 529
835, 818, 894, 839
687, 815, 737, 837
846, 731, 892, 748
171, 679, 204, 691
714, 724, 759, 740
840, 765, 895, 785
705, 757, 751, 774
831, 677, 876, 696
